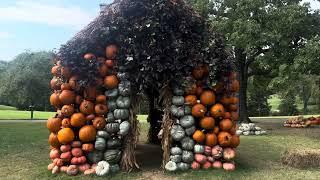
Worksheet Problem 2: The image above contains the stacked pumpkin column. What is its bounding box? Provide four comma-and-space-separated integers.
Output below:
165, 65, 240, 172
47, 44, 129, 176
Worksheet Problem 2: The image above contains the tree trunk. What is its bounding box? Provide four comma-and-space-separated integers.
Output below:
236, 48, 252, 123
302, 85, 310, 115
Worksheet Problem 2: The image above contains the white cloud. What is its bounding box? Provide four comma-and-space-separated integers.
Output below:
0, 32, 12, 39
303, 0, 320, 9
0, 1, 95, 28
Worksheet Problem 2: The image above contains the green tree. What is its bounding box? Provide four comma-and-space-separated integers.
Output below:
187, 0, 319, 122
0, 51, 54, 110
278, 89, 299, 116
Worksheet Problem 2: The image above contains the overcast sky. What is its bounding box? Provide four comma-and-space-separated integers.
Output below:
0, 0, 319, 61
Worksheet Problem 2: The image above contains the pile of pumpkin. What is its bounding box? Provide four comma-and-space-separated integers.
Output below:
236, 123, 267, 136
165, 67, 240, 172
283, 116, 320, 128
48, 45, 131, 176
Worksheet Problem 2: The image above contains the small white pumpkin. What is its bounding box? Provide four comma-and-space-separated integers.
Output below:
170, 146, 182, 155
165, 161, 178, 172
182, 150, 194, 163
177, 162, 190, 171
185, 126, 196, 136
170, 125, 185, 141
170, 155, 182, 163
96, 161, 110, 176
181, 137, 194, 150
119, 121, 130, 136
180, 115, 195, 128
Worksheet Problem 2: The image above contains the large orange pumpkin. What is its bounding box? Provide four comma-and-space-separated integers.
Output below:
49, 133, 60, 148
213, 126, 219, 134
193, 130, 205, 143
92, 117, 106, 130
218, 131, 232, 147
69, 76, 79, 90
95, 104, 108, 115
224, 112, 231, 119
105, 59, 114, 68
70, 113, 86, 127
79, 125, 96, 142
51, 65, 60, 76
210, 103, 225, 119
47, 118, 62, 133
59, 90, 76, 105
184, 95, 197, 105
61, 105, 75, 117
230, 80, 240, 92
205, 133, 217, 147
191, 104, 207, 118
229, 97, 239, 104
200, 90, 216, 105
104, 75, 119, 89
200, 117, 215, 130
75, 95, 83, 105
230, 135, 240, 148
50, 92, 61, 108
80, 100, 95, 115
105, 44, 118, 59
61, 83, 72, 91
57, 128, 75, 144
219, 119, 233, 131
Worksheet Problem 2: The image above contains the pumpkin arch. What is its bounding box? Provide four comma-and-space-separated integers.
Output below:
47, 0, 239, 175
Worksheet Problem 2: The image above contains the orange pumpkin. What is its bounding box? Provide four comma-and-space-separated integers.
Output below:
230, 80, 240, 92
200, 90, 216, 105
62, 118, 71, 128
50, 77, 62, 90
79, 125, 96, 142
220, 95, 231, 106
200, 117, 215, 130
96, 95, 107, 104
213, 126, 219, 134
84, 53, 96, 60
205, 133, 218, 147
230, 124, 237, 135
219, 119, 233, 131
231, 112, 239, 121
184, 95, 197, 105
70, 113, 86, 127
59, 90, 76, 105
230, 135, 240, 148
105, 44, 118, 59
210, 103, 225, 119
193, 130, 205, 143
49, 133, 60, 148
57, 128, 75, 144
92, 117, 106, 130
80, 100, 95, 115
50, 92, 61, 108
47, 118, 62, 133
218, 131, 232, 147
69, 76, 79, 90
61, 105, 75, 117
229, 72, 238, 80
95, 104, 108, 115
104, 75, 119, 89
192, 104, 207, 118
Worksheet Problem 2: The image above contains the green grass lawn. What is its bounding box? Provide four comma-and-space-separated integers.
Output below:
0, 110, 55, 120
0, 118, 319, 179
0, 105, 17, 110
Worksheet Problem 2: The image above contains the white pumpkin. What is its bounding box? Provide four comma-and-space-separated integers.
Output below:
119, 121, 130, 136
165, 161, 178, 172
96, 161, 110, 176
194, 144, 205, 154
